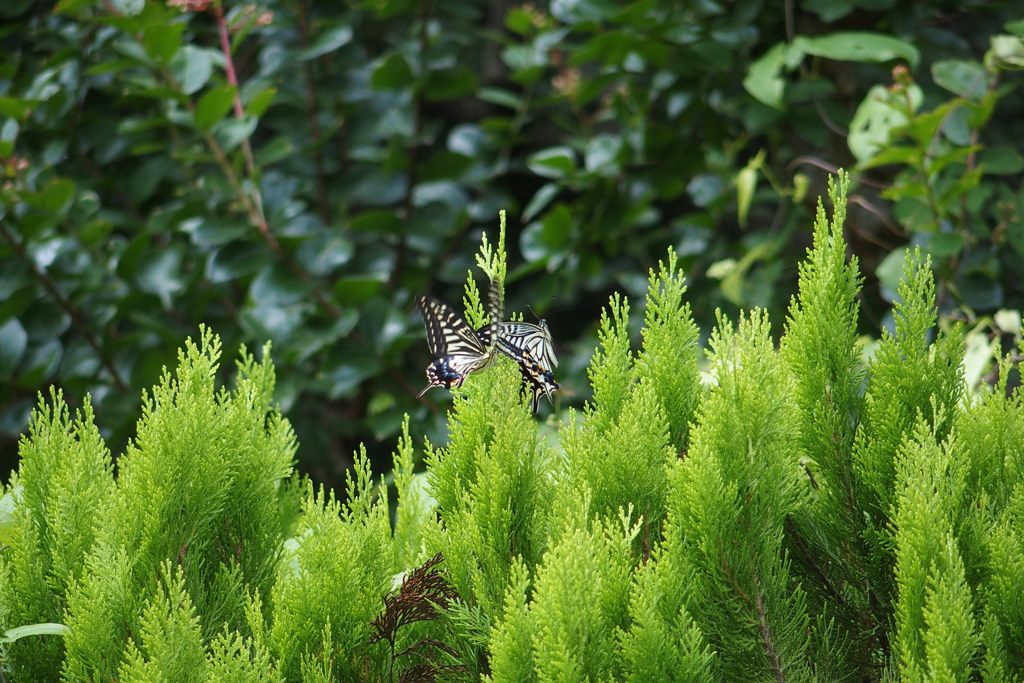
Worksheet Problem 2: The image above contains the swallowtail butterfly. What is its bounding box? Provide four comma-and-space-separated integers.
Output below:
416, 281, 502, 396
493, 320, 559, 413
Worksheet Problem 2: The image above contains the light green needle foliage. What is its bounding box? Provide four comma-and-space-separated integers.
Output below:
116, 562, 210, 683
425, 225, 552, 623
270, 454, 393, 680
11, 184, 1024, 679
486, 557, 535, 683
782, 171, 864, 522
392, 415, 434, 569
559, 380, 672, 550
206, 626, 279, 683
426, 359, 552, 620
0, 390, 114, 679
981, 490, 1024, 675
892, 420, 977, 680
618, 547, 715, 681
488, 497, 640, 682
780, 171, 870, 665
853, 249, 965, 610
636, 248, 702, 451
62, 328, 297, 680
957, 352, 1024, 509
586, 293, 635, 430
557, 291, 674, 548
61, 542, 139, 680
663, 308, 812, 680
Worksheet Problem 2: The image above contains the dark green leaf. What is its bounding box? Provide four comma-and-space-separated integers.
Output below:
421, 68, 477, 101
250, 263, 310, 305
0, 318, 27, 377
212, 115, 258, 152
109, 0, 144, 14
960, 273, 1003, 310
932, 60, 989, 100
523, 183, 560, 223
195, 86, 236, 131
0, 96, 32, 120
18, 339, 62, 387
141, 22, 183, 64
584, 134, 623, 175
333, 276, 384, 305
793, 31, 919, 68
920, 232, 964, 258
240, 301, 306, 344
136, 248, 185, 308
550, 0, 620, 24
246, 87, 277, 117
349, 210, 403, 233
687, 173, 724, 208
420, 150, 474, 182
169, 46, 213, 95
180, 218, 250, 247
299, 24, 353, 60
206, 242, 271, 283
521, 204, 571, 261
876, 246, 908, 300
371, 53, 415, 91
27, 178, 76, 215
256, 136, 295, 165
0, 286, 34, 324
743, 43, 790, 109
477, 87, 521, 110
980, 146, 1024, 175
527, 146, 577, 179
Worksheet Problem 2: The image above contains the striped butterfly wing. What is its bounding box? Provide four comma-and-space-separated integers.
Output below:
495, 320, 558, 370
493, 319, 559, 413
513, 347, 560, 414
416, 296, 490, 396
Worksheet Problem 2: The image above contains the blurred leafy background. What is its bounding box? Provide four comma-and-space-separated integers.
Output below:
1, 0, 1022, 483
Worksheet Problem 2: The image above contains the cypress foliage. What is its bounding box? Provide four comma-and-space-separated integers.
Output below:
0, 391, 114, 680
780, 172, 870, 673
852, 246, 965, 642
4, 174, 1024, 680
662, 308, 812, 680
891, 421, 978, 679
636, 249, 703, 452
60, 328, 296, 680
270, 455, 393, 680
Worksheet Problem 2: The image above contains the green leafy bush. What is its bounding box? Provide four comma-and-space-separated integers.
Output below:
3, 173, 1024, 679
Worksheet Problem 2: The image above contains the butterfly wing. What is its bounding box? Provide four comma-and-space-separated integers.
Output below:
495, 320, 558, 370
416, 294, 496, 396
513, 348, 560, 414
417, 296, 485, 358
492, 321, 559, 413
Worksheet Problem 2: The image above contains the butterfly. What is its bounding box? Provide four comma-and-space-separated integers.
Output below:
416, 281, 503, 397
416, 295, 494, 397
416, 282, 559, 413
494, 320, 560, 413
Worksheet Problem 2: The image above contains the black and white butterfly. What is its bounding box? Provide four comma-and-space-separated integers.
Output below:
495, 320, 558, 373
416, 295, 494, 397
416, 280, 503, 397
416, 282, 559, 413
494, 320, 560, 413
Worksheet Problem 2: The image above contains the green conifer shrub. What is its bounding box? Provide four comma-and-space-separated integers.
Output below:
2, 171, 1024, 680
